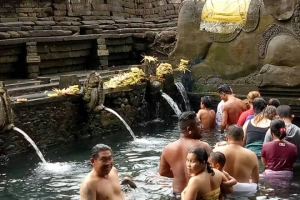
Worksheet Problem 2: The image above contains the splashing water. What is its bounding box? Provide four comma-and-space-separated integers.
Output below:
13, 127, 47, 164
174, 82, 191, 111
161, 92, 182, 117
104, 107, 137, 140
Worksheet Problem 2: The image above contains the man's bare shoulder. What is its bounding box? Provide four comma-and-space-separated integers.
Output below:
162, 140, 180, 152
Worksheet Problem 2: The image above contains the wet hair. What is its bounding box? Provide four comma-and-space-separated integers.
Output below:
189, 147, 215, 176
209, 152, 226, 167
253, 97, 267, 123
91, 144, 112, 159
217, 84, 232, 94
264, 105, 276, 120
226, 125, 244, 141
201, 96, 213, 109
247, 91, 261, 102
179, 111, 197, 130
276, 105, 292, 118
270, 119, 286, 140
268, 98, 280, 108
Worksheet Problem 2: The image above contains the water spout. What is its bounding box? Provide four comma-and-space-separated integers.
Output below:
174, 82, 191, 111
13, 127, 47, 164
104, 107, 137, 140
161, 93, 182, 117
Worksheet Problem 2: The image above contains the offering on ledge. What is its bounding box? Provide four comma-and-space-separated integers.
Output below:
49, 85, 80, 97
156, 63, 173, 78
174, 59, 190, 73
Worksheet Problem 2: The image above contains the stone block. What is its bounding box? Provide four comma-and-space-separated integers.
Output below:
40, 52, 70, 60
53, 3, 67, 10
107, 45, 132, 53
17, 31, 30, 37
166, 10, 175, 15
92, 4, 109, 11
115, 24, 128, 28
28, 13, 37, 17
129, 18, 143, 23
100, 59, 108, 66
92, 11, 110, 16
71, 43, 93, 51
27, 65, 39, 73
80, 24, 100, 29
81, 21, 99, 25
37, 45, 50, 53
33, 26, 44, 30
97, 38, 106, 45
123, 2, 135, 9
11, 27, 21, 31
81, 16, 98, 21
0, 27, 12, 31
93, 29, 103, 34
109, 5, 124, 12
98, 45, 107, 50
26, 56, 40, 64
36, 13, 49, 18
58, 74, 80, 89
26, 46, 37, 53
129, 23, 142, 28
97, 20, 115, 25
16, 8, 34, 13
28, 73, 38, 79
0, 48, 21, 56
35, 21, 56, 26
28, 53, 38, 56
97, 50, 109, 56
72, 11, 92, 16
18, 13, 28, 17
106, 39, 126, 45
69, 49, 90, 57
29, 30, 72, 37
18, 17, 38, 21
54, 10, 67, 16
49, 45, 71, 52
98, 25, 117, 30
0, 32, 10, 39
0, 18, 19, 23
0, 55, 18, 63
124, 8, 136, 15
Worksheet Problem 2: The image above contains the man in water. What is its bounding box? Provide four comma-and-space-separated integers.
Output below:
214, 125, 259, 184
80, 144, 125, 200
159, 111, 213, 199
218, 84, 246, 133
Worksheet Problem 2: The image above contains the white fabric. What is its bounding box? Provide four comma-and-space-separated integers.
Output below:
216, 100, 224, 127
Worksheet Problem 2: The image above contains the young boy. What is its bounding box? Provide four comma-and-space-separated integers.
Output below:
197, 96, 216, 131
208, 151, 237, 200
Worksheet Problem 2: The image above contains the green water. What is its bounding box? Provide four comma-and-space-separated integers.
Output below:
0, 119, 300, 199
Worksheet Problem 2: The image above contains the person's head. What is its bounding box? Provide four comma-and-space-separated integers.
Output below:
253, 97, 267, 115
268, 98, 280, 108
201, 96, 213, 109
276, 105, 293, 119
225, 125, 244, 143
264, 105, 276, 120
179, 111, 203, 139
208, 151, 226, 171
90, 144, 113, 176
218, 84, 232, 101
186, 147, 215, 177
270, 119, 286, 140
247, 91, 261, 105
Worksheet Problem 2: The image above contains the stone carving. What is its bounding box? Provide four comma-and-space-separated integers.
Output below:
83, 72, 105, 112
263, 0, 295, 20
243, 0, 261, 33
169, 0, 300, 88
259, 24, 296, 59
0, 82, 14, 133
149, 30, 177, 56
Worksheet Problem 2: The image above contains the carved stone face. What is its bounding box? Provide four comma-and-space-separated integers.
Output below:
87, 72, 100, 88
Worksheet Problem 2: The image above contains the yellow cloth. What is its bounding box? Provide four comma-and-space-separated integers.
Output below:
200, 188, 221, 200
201, 0, 251, 23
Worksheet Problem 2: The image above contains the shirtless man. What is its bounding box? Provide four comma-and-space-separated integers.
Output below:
218, 84, 247, 133
214, 125, 259, 183
197, 96, 216, 131
159, 111, 213, 199
80, 144, 125, 200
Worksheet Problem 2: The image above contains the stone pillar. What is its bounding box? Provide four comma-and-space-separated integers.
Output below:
97, 37, 109, 70
26, 42, 40, 79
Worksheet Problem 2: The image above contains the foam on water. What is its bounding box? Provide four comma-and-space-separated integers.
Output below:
35, 162, 74, 175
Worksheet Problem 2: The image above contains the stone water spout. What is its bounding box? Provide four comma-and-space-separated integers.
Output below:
0, 81, 14, 133
83, 72, 105, 112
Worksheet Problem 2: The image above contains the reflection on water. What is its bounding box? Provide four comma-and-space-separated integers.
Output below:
0, 120, 300, 199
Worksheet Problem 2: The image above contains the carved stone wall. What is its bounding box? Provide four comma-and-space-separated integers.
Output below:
0, 83, 183, 156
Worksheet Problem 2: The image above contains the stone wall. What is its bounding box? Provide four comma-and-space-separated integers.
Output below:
0, 81, 185, 156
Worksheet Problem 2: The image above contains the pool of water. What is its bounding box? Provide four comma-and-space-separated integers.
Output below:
0, 119, 300, 200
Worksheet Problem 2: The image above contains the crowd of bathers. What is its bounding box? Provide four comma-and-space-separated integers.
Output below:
79, 83, 299, 200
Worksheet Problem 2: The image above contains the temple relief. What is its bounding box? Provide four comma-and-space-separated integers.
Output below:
0, 82, 14, 133
169, 0, 300, 87
83, 72, 105, 112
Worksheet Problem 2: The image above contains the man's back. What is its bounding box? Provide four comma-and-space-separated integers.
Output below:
223, 98, 246, 125
197, 109, 216, 130
214, 144, 259, 183
159, 138, 212, 193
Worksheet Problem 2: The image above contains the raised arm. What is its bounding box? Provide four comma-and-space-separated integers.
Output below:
159, 149, 174, 178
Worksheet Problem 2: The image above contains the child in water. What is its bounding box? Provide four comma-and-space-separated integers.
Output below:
208, 151, 237, 200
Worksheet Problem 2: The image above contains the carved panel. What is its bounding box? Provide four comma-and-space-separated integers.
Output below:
208, 28, 242, 43
263, 0, 295, 20
259, 24, 296, 58
243, 0, 261, 33
292, 0, 300, 37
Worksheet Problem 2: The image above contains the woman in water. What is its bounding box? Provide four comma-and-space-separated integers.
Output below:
261, 119, 298, 178
181, 147, 233, 200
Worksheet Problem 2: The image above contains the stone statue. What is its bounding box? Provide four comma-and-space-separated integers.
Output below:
169, 0, 300, 88
0, 82, 14, 132
83, 72, 105, 112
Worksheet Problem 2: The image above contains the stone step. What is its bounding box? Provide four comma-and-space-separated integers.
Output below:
4, 80, 41, 89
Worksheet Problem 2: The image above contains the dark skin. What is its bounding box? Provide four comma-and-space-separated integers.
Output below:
159, 117, 213, 193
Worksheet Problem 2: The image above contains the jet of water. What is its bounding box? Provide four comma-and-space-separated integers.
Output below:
104, 107, 137, 140
13, 127, 47, 164
161, 92, 182, 117
174, 82, 191, 111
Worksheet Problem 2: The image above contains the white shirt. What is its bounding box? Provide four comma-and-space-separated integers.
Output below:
216, 100, 224, 127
